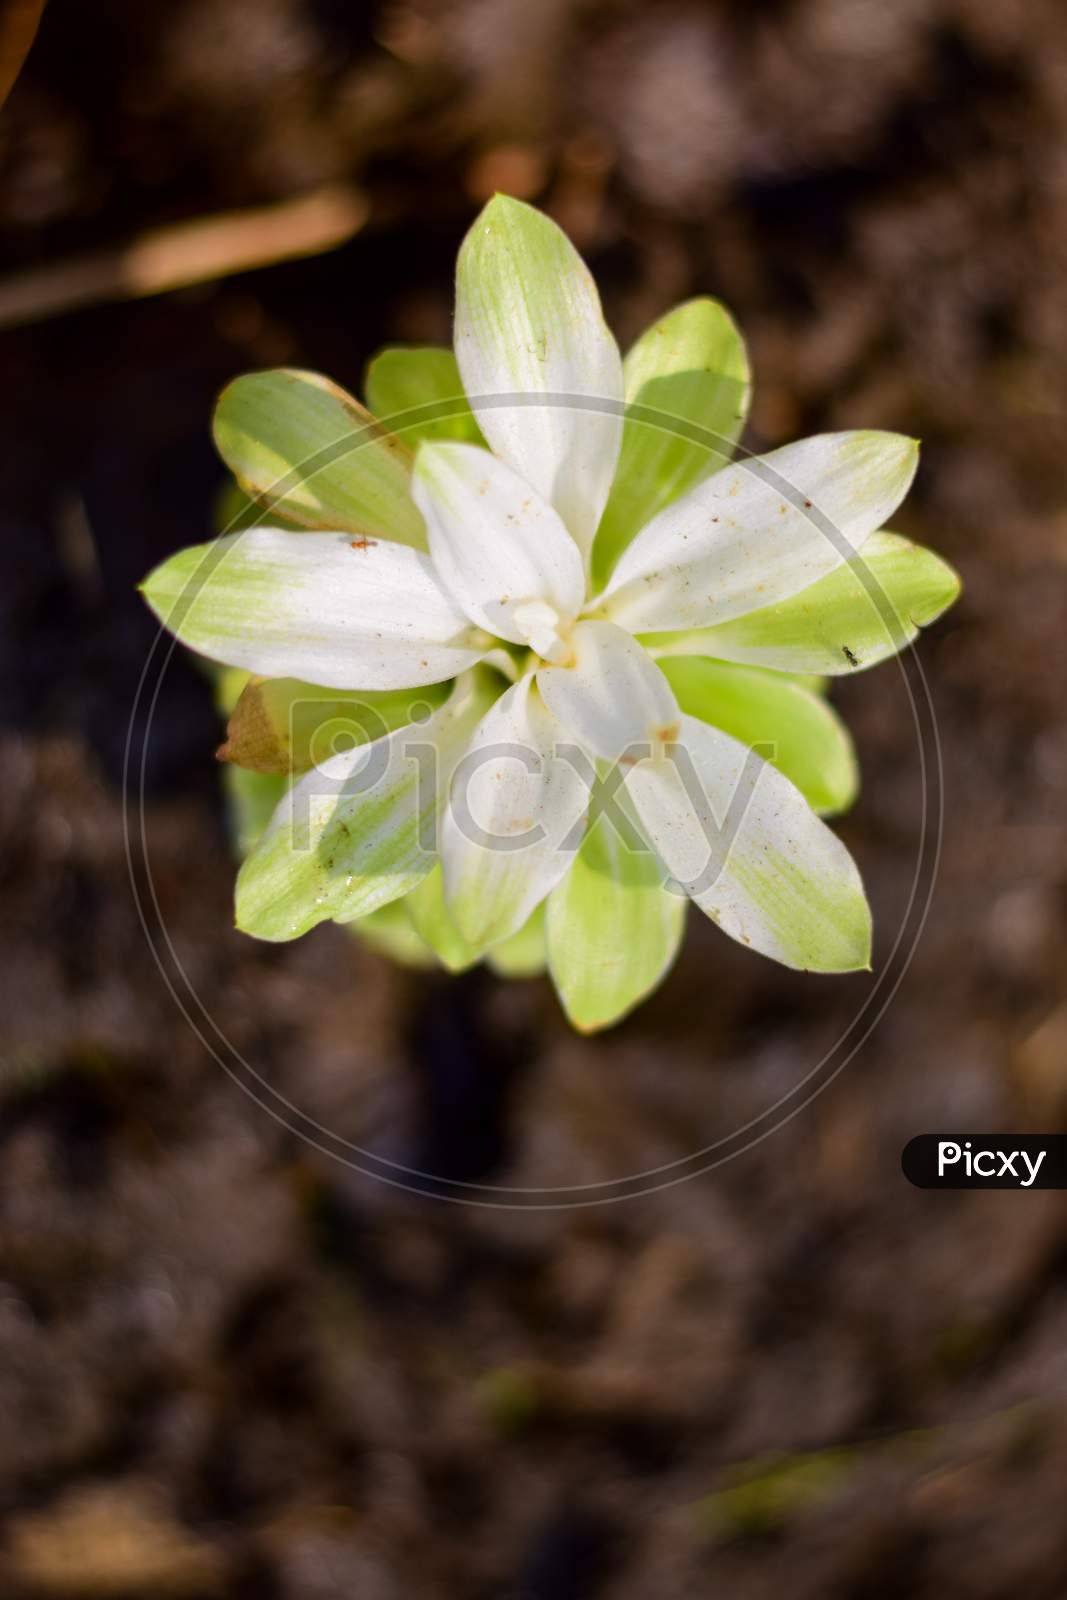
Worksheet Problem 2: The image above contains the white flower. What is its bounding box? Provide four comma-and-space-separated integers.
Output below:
143, 197, 959, 1030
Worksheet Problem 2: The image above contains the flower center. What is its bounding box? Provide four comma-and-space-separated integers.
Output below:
510, 599, 574, 666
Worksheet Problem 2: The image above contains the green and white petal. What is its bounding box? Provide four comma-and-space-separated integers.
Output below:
644, 530, 960, 676
486, 905, 547, 978
364, 346, 485, 446
405, 864, 483, 973
236, 672, 494, 940
141, 529, 488, 690
625, 713, 871, 972
441, 675, 587, 947
598, 431, 919, 634
411, 441, 585, 648
658, 656, 858, 817
593, 298, 750, 588
454, 195, 623, 562
547, 808, 685, 1032
220, 675, 448, 775
537, 620, 678, 762
214, 369, 426, 547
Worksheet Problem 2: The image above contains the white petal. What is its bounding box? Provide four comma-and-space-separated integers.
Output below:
411, 442, 586, 649
598, 432, 919, 634
624, 714, 871, 971
441, 676, 587, 945
454, 195, 623, 562
141, 528, 487, 690
536, 620, 679, 762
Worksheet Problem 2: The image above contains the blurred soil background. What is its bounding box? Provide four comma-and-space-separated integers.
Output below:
2, 0, 1067, 1595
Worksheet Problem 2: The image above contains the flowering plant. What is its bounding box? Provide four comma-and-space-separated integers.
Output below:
142, 196, 959, 1030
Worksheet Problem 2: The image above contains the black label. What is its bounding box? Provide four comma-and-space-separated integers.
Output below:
902, 1135, 1067, 1189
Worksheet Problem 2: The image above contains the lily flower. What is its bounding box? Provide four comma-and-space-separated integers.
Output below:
142, 196, 959, 1030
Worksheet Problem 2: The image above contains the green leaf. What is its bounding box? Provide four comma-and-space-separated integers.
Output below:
593, 298, 750, 588
213, 666, 288, 858
213, 664, 252, 717
486, 904, 547, 978
546, 810, 686, 1032
658, 656, 858, 817
349, 900, 438, 969
405, 865, 549, 975
213, 368, 426, 547
405, 864, 483, 972
364, 346, 485, 446
785, 672, 829, 696
219, 676, 448, 776
235, 672, 495, 941
643, 531, 960, 675
221, 765, 287, 859
213, 480, 305, 536
404, 868, 550, 977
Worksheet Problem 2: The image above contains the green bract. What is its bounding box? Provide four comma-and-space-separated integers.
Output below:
142, 195, 960, 1031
